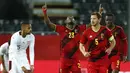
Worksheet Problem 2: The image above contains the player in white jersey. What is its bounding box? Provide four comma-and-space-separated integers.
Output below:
9, 21, 35, 73
0, 41, 10, 73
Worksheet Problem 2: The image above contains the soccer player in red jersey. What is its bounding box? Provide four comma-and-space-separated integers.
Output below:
80, 12, 116, 73
105, 13, 128, 73
42, 3, 86, 73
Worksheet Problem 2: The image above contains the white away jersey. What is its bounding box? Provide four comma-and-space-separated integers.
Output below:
9, 31, 35, 65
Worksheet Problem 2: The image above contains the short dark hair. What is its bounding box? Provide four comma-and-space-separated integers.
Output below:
91, 12, 101, 19
105, 13, 115, 17
20, 21, 31, 26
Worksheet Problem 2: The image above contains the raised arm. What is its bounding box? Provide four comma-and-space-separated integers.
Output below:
98, 4, 104, 15
42, 3, 56, 30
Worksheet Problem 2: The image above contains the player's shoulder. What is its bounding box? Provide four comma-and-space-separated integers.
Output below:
101, 26, 110, 30
83, 26, 91, 32
29, 33, 34, 36
77, 24, 87, 29
12, 31, 19, 35
56, 24, 65, 30
11, 31, 20, 38
115, 25, 123, 29
28, 33, 35, 39
30, 33, 35, 37
101, 25, 107, 29
3, 42, 9, 46
85, 26, 91, 30
0, 42, 8, 49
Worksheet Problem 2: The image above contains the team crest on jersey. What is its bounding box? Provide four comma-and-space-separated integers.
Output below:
101, 33, 104, 39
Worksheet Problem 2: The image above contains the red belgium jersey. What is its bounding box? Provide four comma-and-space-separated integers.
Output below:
55, 24, 86, 59
80, 26, 112, 59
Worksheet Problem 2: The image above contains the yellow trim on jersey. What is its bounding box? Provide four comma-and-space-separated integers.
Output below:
109, 35, 114, 41
77, 63, 81, 68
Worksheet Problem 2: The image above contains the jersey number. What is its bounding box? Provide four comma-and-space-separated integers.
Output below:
95, 38, 99, 45
77, 63, 81, 68
116, 60, 120, 68
69, 32, 74, 38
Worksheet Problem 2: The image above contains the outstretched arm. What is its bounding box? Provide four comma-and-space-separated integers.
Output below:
42, 3, 56, 30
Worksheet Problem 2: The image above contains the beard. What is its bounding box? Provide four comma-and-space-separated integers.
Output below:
66, 22, 76, 29
106, 23, 114, 29
106, 22, 113, 27
66, 23, 76, 30
91, 22, 97, 26
67, 24, 75, 29
26, 31, 32, 35
27, 32, 31, 35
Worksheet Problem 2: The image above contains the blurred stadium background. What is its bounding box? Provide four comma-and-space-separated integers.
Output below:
0, 0, 130, 73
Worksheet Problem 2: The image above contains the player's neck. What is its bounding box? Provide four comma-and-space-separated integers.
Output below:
107, 24, 115, 30
91, 24, 101, 32
66, 25, 75, 30
21, 31, 27, 38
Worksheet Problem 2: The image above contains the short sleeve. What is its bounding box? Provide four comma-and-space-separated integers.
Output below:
80, 30, 87, 44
